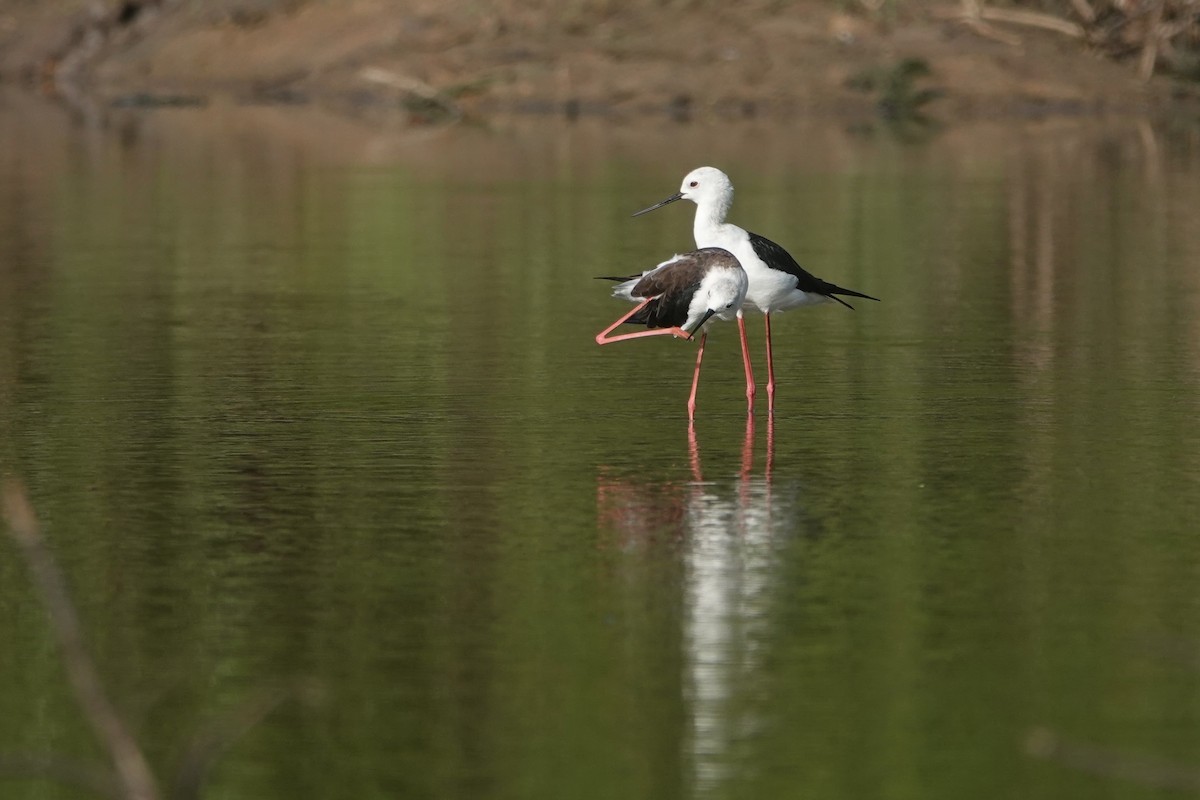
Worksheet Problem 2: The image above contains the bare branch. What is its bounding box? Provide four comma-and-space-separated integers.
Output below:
1138, 2, 1167, 81
945, 0, 1024, 46
2, 480, 160, 800
980, 7, 1087, 38
939, 2, 1087, 40
359, 67, 464, 123
1069, 0, 1097, 24
966, 16, 1025, 46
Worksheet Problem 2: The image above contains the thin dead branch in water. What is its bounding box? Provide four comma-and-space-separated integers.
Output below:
2, 479, 161, 800
2, 479, 306, 800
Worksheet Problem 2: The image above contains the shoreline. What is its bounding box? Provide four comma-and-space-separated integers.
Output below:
2, 1, 1200, 131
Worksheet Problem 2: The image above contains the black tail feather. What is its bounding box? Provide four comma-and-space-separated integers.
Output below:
595, 275, 638, 282
824, 284, 880, 310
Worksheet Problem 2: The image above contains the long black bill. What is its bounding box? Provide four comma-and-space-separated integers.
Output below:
687, 309, 718, 339
632, 192, 683, 217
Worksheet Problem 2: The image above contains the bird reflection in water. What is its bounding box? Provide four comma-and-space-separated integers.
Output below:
596, 415, 794, 793
595, 415, 774, 549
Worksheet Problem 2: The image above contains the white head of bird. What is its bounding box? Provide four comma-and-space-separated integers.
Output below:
678, 166, 733, 212
633, 166, 735, 239
692, 258, 748, 327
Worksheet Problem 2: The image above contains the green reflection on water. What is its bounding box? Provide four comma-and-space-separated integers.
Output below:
2, 105, 1200, 800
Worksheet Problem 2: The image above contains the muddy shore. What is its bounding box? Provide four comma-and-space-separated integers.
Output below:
2, 0, 1200, 129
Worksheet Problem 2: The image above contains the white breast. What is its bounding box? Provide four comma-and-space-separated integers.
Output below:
695, 224, 802, 314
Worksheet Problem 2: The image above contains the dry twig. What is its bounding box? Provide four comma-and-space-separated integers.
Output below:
941, 0, 1200, 79
2, 479, 161, 800
1139, 1, 1167, 80
946, 0, 1025, 45
1069, 0, 1098, 24
359, 67, 464, 123
939, 1, 1087, 40
976, 5, 1087, 38
3, 480, 304, 800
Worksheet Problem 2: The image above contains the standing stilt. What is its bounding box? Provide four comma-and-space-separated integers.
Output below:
764, 313, 776, 415
687, 333, 707, 421
632, 166, 879, 414
737, 312, 756, 414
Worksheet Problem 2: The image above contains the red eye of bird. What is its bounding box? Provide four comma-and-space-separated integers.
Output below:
689, 181, 699, 187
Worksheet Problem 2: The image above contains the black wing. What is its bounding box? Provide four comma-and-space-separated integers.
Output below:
748, 232, 879, 309
625, 282, 700, 329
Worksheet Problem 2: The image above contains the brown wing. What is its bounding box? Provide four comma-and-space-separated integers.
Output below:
631, 248, 738, 298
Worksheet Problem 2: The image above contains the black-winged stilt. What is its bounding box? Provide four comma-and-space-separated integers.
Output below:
595, 247, 751, 420
633, 166, 879, 415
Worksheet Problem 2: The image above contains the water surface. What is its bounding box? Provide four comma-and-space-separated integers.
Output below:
2, 100, 1200, 799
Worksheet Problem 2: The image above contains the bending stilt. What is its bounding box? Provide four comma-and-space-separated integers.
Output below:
595, 297, 691, 345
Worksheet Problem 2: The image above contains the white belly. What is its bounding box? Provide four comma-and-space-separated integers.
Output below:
741, 261, 831, 314
696, 226, 828, 315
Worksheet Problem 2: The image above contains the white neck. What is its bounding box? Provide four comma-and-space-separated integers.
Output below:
693, 194, 732, 245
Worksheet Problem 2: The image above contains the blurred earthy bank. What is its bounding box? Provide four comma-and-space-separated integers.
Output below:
1, 0, 1199, 125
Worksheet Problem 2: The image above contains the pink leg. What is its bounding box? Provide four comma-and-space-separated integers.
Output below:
687, 332, 707, 420
737, 311, 756, 414
764, 313, 776, 416
595, 297, 692, 345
